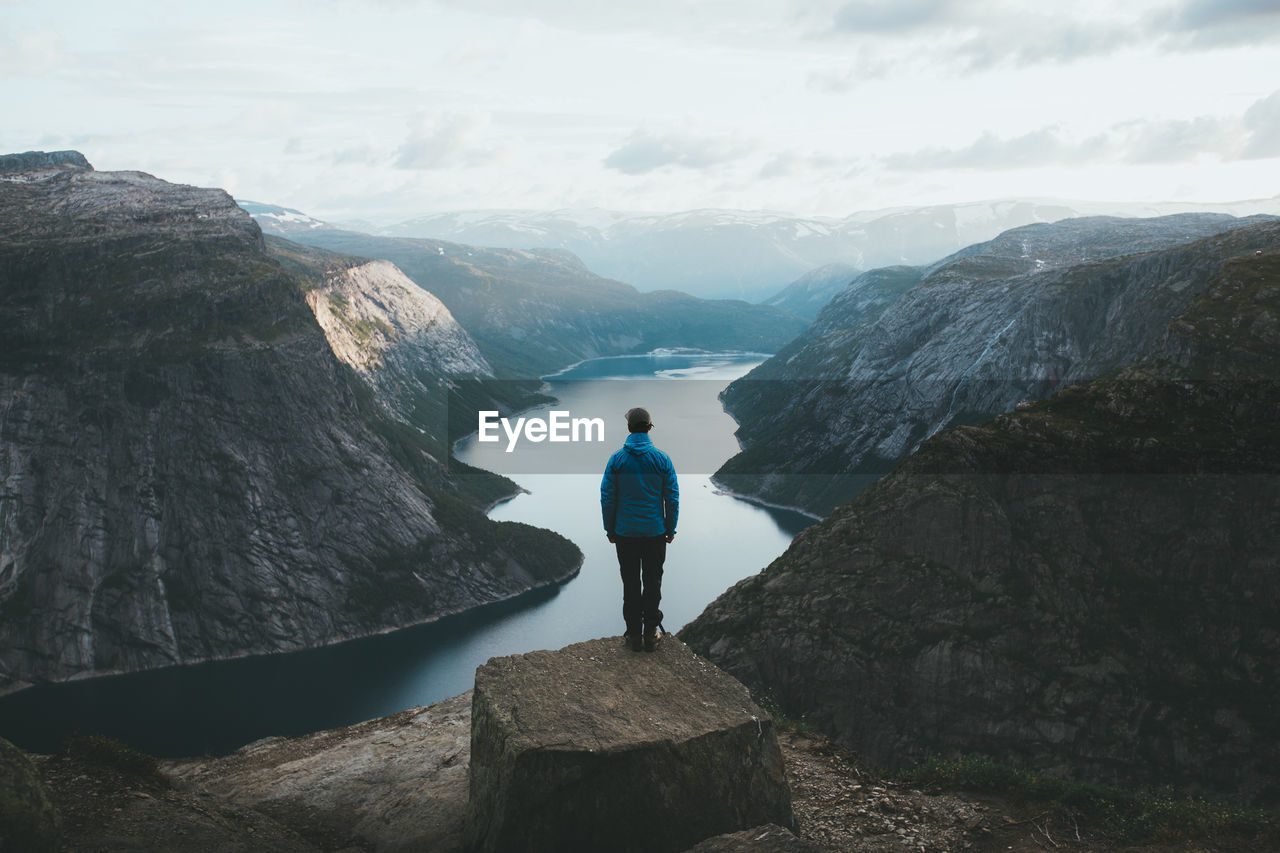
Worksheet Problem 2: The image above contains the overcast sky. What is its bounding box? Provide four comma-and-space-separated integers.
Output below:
3, 0, 1279, 223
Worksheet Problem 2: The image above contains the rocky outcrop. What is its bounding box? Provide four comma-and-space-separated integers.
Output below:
683, 241, 1280, 803
716, 214, 1278, 516
168, 691, 473, 852
261, 225, 810, 378
0, 154, 580, 693
464, 637, 794, 853
0, 736, 61, 853
0, 150, 91, 176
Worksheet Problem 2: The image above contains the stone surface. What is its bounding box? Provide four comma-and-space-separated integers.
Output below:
0, 153, 580, 693
167, 691, 473, 852
716, 214, 1278, 515
0, 735, 61, 853
685, 824, 828, 852
465, 636, 794, 853
684, 240, 1280, 803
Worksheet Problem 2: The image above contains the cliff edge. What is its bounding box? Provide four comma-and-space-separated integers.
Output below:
683, 230, 1280, 804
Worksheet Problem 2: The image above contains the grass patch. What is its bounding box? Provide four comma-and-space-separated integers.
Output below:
899, 755, 1280, 844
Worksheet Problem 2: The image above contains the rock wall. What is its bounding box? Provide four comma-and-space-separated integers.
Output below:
716, 215, 1278, 516
684, 242, 1280, 804
0, 155, 580, 693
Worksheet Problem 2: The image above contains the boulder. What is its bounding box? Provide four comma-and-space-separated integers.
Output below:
0, 736, 61, 853
464, 636, 793, 853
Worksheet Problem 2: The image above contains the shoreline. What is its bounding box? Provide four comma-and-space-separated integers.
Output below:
708, 474, 824, 521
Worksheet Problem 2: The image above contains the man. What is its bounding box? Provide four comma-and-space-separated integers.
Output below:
600, 406, 678, 652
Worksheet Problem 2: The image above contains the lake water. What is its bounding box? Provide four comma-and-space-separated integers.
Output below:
0, 351, 812, 757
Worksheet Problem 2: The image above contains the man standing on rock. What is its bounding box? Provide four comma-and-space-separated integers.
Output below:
601, 407, 679, 652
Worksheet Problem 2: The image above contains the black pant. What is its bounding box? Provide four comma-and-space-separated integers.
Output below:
615, 536, 665, 635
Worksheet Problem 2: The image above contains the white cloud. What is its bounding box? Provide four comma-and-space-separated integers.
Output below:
0, 26, 64, 77
603, 129, 753, 175
1166, 0, 1280, 47
830, 0, 950, 33
394, 113, 502, 171
883, 90, 1280, 173
1242, 90, 1280, 159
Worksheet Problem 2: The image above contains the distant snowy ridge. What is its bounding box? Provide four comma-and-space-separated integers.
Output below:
240, 195, 1280, 303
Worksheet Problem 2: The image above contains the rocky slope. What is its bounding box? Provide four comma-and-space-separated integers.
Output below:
265, 237, 549, 453
716, 214, 1277, 516
762, 263, 860, 321
249, 218, 809, 378
682, 237, 1280, 803
0, 153, 580, 693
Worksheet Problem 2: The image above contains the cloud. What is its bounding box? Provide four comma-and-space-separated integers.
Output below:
1242, 90, 1280, 159
830, 0, 950, 33
333, 142, 383, 167
1150, 0, 1280, 49
884, 127, 1098, 171
393, 113, 499, 170
954, 19, 1132, 71
806, 50, 893, 92
818, 1, 1279, 75
758, 151, 846, 180
603, 129, 752, 175
0, 25, 63, 77
1174, 0, 1280, 29
1116, 115, 1240, 164
883, 91, 1280, 172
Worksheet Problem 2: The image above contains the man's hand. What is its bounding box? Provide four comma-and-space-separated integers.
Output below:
665, 532, 676, 543
607, 534, 617, 544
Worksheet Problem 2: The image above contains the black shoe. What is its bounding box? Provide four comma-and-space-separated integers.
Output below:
643, 629, 659, 652
626, 633, 643, 652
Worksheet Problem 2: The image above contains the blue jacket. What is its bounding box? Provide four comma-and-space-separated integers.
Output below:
601, 433, 679, 538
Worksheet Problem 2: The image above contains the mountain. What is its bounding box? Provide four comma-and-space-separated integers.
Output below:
761, 263, 859, 321
370, 197, 1280, 303
681, 223, 1280, 803
245, 217, 808, 379
236, 200, 335, 234
714, 213, 1277, 517
0, 153, 580, 693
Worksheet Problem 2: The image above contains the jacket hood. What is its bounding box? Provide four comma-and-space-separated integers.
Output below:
623, 432, 653, 455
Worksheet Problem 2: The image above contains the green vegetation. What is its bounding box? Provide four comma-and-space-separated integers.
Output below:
326, 291, 393, 347
900, 756, 1280, 844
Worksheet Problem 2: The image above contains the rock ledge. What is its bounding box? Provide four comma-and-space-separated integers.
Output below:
465, 636, 794, 853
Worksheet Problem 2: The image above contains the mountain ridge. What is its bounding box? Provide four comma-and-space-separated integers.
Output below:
714, 213, 1278, 516
247, 216, 808, 379
350, 197, 1280, 302
682, 228, 1280, 803
0, 153, 579, 693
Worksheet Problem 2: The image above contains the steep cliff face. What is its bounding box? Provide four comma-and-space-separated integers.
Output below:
0, 155, 580, 693
259, 226, 809, 378
265, 237, 547, 458
682, 238, 1280, 803
716, 214, 1277, 516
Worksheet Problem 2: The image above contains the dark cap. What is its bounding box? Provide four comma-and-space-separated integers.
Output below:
625, 407, 652, 430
